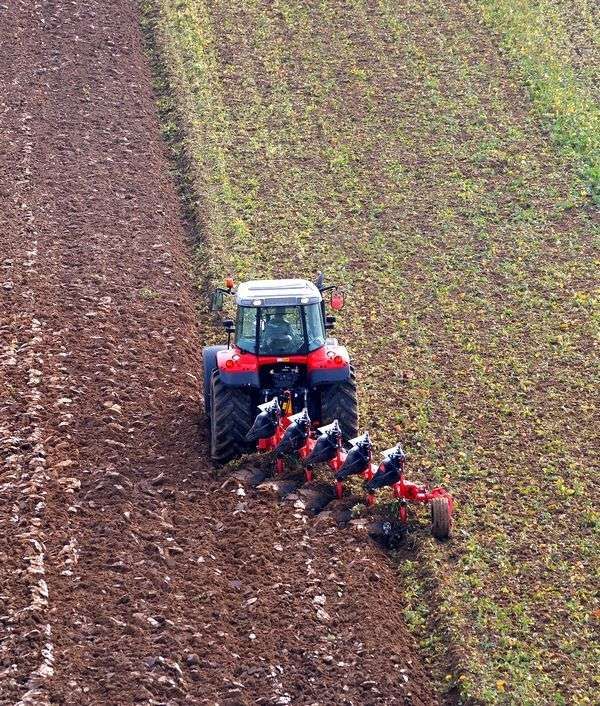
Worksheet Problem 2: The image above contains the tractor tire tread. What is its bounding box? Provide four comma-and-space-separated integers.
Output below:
320, 366, 359, 441
202, 345, 226, 427
210, 370, 253, 464
431, 497, 451, 540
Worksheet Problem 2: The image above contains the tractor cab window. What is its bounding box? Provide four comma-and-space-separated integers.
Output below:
235, 306, 259, 353
259, 306, 304, 355
235, 303, 325, 355
304, 302, 326, 351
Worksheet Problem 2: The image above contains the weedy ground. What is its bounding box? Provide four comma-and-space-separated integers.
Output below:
147, 0, 599, 703
476, 0, 600, 203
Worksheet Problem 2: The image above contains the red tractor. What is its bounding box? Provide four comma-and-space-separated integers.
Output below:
203, 274, 357, 464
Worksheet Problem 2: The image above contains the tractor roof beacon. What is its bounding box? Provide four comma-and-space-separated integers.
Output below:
202, 273, 357, 465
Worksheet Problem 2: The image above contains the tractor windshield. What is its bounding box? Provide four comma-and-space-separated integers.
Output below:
236, 304, 325, 355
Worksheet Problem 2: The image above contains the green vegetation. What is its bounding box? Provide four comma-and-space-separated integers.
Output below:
147, 0, 599, 703
138, 286, 160, 299
475, 0, 600, 203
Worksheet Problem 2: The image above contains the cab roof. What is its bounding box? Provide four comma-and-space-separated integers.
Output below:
235, 279, 322, 307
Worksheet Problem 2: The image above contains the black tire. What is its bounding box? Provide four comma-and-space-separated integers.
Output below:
202, 345, 226, 426
210, 370, 253, 464
431, 497, 451, 540
320, 366, 359, 441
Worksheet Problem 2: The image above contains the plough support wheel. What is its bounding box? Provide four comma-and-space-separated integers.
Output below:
430, 496, 451, 540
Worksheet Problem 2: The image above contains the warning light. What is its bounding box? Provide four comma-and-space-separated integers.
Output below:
331, 290, 345, 310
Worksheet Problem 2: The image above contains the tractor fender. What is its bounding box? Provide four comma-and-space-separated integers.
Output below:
307, 345, 351, 385
202, 345, 227, 418
216, 348, 261, 387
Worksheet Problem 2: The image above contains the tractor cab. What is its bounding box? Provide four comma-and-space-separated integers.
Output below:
234, 280, 326, 356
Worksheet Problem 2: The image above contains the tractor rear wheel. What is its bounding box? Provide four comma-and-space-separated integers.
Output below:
320, 367, 358, 441
210, 370, 253, 464
430, 497, 451, 540
202, 344, 226, 427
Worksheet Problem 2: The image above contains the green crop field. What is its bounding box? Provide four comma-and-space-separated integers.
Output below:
145, 0, 599, 703
477, 0, 600, 203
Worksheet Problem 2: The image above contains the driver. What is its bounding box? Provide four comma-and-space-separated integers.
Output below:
264, 310, 293, 340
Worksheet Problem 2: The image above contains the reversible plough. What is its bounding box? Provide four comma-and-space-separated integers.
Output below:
247, 398, 453, 539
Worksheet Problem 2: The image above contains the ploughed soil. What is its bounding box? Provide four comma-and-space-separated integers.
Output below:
0, 1, 437, 704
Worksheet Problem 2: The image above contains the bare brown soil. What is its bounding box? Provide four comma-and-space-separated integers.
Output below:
0, 1, 437, 704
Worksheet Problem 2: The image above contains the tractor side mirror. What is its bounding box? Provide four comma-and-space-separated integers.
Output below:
211, 290, 225, 311
222, 318, 235, 333
331, 290, 345, 311
325, 315, 336, 330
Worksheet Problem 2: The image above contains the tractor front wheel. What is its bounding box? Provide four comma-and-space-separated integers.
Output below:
210, 370, 253, 464
430, 497, 451, 540
320, 367, 359, 441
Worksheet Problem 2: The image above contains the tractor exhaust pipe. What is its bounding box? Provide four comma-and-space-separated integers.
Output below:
246, 397, 282, 442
